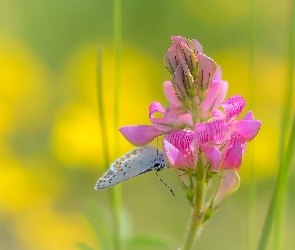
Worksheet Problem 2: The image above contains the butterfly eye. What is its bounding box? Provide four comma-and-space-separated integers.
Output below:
154, 163, 160, 168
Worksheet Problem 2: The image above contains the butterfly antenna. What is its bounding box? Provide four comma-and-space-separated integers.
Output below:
155, 171, 175, 196
156, 136, 159, 155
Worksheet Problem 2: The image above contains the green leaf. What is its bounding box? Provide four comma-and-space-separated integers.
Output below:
83, 199, 112, 250
76, 242, 94, 250
125, 236, 172, 250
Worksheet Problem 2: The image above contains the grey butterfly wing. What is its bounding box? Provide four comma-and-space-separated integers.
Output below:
94, 146, 164, 190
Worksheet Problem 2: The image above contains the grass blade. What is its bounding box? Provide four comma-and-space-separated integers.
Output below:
257, 0, 295, 249
76, 242, 94, 250
111, 0, 122, 249
84, 200, 112, 250
258, 113, 295, 250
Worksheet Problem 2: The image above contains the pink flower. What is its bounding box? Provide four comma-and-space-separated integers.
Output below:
162, 94, 261, 171
120, 35, 261, 175
204, 96, 261, 171
162, 120, 230, 169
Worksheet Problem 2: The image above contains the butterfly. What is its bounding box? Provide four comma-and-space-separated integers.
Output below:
94, 146, 172, 193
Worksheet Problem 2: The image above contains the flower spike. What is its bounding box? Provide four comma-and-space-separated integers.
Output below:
105, 36, 261, 248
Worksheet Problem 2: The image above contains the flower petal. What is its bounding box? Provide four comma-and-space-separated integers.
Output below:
201, 145, 221, 171
163, 81, 182, 107
172, 63, 192, 107
164, 130, 197, 168
220, 95, 246, 121
212, 109, 225, 118
195, 120, 230, 145
164, 45, 180, 74
200, 80, 228, 119
176, 113, 193, 127
242, 111, 255, 120
213, 65, 222, 81
229, 132, 246, 154
191, 39, 203, 54
213, 170, 240, 208
220, 142, 243, 170
162, 139, 192, 168
197, 53, 217, 91
176, 42, 197, 75
119, 125, 165, 146
229, 119, 261, 141
171, 36, 193, 49
149, 102, 165, 118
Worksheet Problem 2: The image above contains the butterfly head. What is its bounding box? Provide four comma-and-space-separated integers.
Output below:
153, 153, 166, 171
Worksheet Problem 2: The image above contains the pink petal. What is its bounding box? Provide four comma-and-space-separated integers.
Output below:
220, 142, 243, 170
165, 130, 197, 168
172, 63, 190, 103
191, 39, 203, 54
199, 80, 228, 119
213, 170, 240, 208
229, 119, 261, 141
220, 95, 246, 121
176, 42, 197, 74
176, 113, 193, 127
171, 36, 192, 48
164, 45, 180, 74
213, 65, 222, 81
163, 81, 182, 107
164, 108, 193, 127
212, 109, 225, 118
162, 139, 192, 168
166, 130, 195, 152
229, 132, 246, 154
243, 111, 254, 120
119, 125, 165, 146
150, 117, 172, 132
150, 107, 193, 132
195, 120, 230, 146
197, 53, 217, 91
149, 102, 165, 118
172, 36, 203, 56
201, 145, 221, 170
209, 120, 230, 144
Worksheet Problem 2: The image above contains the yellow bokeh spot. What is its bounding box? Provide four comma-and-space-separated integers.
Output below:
13, 200, 97, 250
0, 37, 50, 134
0, 156, 44, 212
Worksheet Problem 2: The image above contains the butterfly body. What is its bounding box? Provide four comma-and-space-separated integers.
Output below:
94, 146, 168, 190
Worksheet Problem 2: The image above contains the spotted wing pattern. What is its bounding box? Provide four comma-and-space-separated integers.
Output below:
94, 146, 167, 190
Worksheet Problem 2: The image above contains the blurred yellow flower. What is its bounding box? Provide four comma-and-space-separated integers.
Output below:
13, 199, 97, 250
0, 37, 50, 135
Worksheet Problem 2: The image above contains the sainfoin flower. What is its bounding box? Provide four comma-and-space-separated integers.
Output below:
119, 35, 261, 246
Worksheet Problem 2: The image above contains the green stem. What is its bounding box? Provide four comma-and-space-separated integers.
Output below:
182, 159, 206, 250
191, 98, 199, 125
111, 0, 122, 249
97, 48, 110, 169
258, 113, 295, 250
258, 0, 295, 249
273, 0, 295, 248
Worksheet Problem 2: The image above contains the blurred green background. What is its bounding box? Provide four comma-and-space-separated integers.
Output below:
0, 0, 294, 249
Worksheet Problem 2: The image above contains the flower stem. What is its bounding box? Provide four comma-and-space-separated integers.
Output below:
191, 98, 199, 125
182, 161, 206, 250
111, 0, 122, 249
